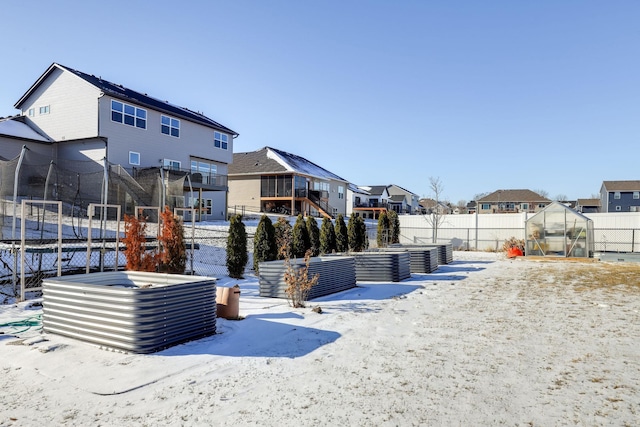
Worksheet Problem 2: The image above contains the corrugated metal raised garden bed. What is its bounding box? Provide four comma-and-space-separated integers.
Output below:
259, 256, 357, 299
42, 271, 217, 354
374, 247, 439, 273
350, 251, 412, 282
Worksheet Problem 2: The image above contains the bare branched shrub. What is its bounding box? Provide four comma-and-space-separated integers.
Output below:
503, 237, 525, 252
283, 249, 319, 308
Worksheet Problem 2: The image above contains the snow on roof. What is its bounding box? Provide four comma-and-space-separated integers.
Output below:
0, 116, 51, 142
267, 147, 348, 182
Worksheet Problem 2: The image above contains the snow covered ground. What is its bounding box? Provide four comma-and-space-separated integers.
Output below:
1, 251, 639, 426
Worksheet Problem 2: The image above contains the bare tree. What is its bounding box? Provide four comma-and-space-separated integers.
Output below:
554, 194, 568, 201
535, 189, 550, 199
424, 177, 446, 243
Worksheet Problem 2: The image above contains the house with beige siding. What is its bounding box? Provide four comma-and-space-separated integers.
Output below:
476, 189, 551, 214
228, 147, 348, 218
7, 63, 237, 219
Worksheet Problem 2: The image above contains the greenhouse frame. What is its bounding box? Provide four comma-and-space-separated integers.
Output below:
525, 201, 594, 258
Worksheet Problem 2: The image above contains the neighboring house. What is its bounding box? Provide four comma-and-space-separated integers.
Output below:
419, 198, 452, 215
575, 198, 600, 213
227, 146, 348, 218
600, 180, 640, 212
466, 200, 477, 214
346, 183, 370, 216
10, 63, 237, 220
353, 185, 390, 219
476, 189, 551, 214
386, 184, 420, 214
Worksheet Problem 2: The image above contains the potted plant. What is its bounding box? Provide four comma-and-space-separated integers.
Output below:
503, 237, 525, 258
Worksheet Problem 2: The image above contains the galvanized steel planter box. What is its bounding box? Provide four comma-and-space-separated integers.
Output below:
375, 247, 439, 273
391, 243, 453, 265
259, 256, 357, 299
42, 271, 217, 354
350, 251, 412, 282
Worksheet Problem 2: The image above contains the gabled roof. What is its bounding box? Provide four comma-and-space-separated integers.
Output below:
0, 115, 51, 142
602, 180, 640, 191
477, 189, 551, 203
15, 63, 238, 136
360, 185, 388, 196
387, 184, 418, 197
576, 198, 601, 206
229, 146, 348, 182
388, 194, 407, 203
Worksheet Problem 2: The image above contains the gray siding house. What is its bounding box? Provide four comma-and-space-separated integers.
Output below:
9, 63, 237, 219
600, 181, 640, 212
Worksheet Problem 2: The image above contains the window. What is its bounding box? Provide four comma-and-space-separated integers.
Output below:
481, 203, 490, 210
28, 108, 35, 117
129, 151, 140, 166
190, 197, 212, 215
163, 159, 181, 170
538, 204, 546, 208
338, 185, 344, 199
634, 192, 639, 199
313, 181, 330, 192
39, 105, 50, 115
614, 192, 621, 199
191, 160, 218, 185
161, 115, 180, 137
111, 100, 146, 129
616, 205, 621, 211
521, 203, 529, 210
214, 131, 228, 149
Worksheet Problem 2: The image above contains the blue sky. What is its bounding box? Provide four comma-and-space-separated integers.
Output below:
1, 1, 639, 203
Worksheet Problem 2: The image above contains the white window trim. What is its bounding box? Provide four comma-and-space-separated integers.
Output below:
634, 192, 639, 200
39, 105, 50, 115
214, 131, 229, 150
161, 115, 180, 138
163, 159, 181, 170
129, 151, 140, 166
111, 99, 147, 129
614, 191, 621, 199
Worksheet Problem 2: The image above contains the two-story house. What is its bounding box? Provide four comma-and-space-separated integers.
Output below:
228, 147, 348, 218
600, 180, 640, 212
10, 63, 237, 220
386, 184, 420, 214
352, 185, 390, 219
476, 189, 551, 214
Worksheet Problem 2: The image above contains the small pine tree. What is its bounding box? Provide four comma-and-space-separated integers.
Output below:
319, 217, 336, 254
158, 206, 187, 274
306, 216, 320, 257
226, 214, 248, 278
122, 214, 157, 272
335, 214, 348, 253
377, 211, 390, 248
348, 213, 367, 252
388, 210, 401, 244
358, 215, 369, 250
253, 215, 277, 273
292, 214, 310, 258
274, 217, 293, 260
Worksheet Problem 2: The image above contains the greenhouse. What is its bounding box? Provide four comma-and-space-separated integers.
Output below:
525, 201, 594, 258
